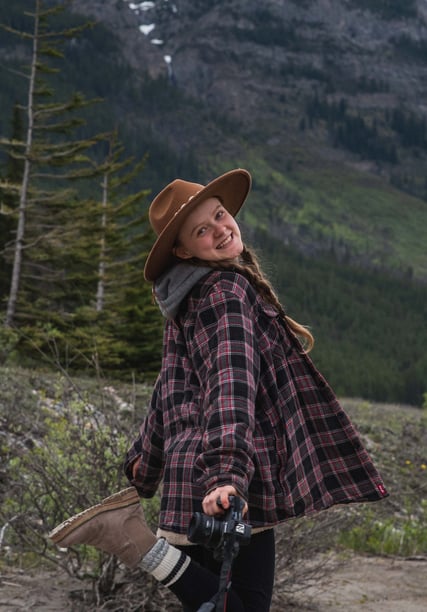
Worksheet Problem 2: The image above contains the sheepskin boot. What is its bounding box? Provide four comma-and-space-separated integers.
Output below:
49, 487, 156, 569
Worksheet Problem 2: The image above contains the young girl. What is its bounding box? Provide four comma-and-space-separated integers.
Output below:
50, 169, 388, 611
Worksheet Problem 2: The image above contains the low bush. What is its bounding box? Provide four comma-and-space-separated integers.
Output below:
0, 368, 160, 606
339, 502, 427, 557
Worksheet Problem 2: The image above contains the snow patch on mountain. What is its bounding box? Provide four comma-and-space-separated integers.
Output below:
122, 0, 176, 75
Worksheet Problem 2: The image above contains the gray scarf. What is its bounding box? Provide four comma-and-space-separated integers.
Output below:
154, 263, 212, 320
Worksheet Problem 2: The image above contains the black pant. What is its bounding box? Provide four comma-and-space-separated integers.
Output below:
169, 529, 275, 612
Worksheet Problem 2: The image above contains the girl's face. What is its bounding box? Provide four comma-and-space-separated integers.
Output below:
175, 197, 244, 263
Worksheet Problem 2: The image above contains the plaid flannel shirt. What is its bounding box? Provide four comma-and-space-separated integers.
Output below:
125, 270, 387, 534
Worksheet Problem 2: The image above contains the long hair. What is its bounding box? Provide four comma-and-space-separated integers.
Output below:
187, 245, 314, 352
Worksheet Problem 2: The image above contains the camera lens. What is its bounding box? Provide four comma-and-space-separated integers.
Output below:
187, 512, 222, 547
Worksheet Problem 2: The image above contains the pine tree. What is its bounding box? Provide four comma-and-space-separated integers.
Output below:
59, 132, 163, 377
0, 0, 102, 328
0, 3, 163, 377
0, 104, 24, 298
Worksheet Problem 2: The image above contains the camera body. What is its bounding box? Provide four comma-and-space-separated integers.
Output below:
187, 496, 251, 554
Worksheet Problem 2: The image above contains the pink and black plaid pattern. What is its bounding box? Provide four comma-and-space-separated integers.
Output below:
125, 271, 387, 534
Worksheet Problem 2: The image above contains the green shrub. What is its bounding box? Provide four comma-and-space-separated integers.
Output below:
0, 324, 20, 365
0, 371, 160, 603
339, 503, 427, 557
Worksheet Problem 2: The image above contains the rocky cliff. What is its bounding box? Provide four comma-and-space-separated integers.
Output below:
71, 1, 427, 126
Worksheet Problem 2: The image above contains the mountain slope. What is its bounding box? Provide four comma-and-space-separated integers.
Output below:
1, 1, 426, 405
67, 0, 427, 280
3, 0, 425, 278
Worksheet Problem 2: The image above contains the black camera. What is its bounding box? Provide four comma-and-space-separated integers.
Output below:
187, 496, 251, 553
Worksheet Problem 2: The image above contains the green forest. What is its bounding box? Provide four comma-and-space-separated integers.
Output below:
254, 229, 427, 406
0, 1, 426, 406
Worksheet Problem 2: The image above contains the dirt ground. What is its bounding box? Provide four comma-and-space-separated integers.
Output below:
290, 553, 427, 611
1, 553, 426, 611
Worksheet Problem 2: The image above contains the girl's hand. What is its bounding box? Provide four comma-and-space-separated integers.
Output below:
202, 485, 248, 516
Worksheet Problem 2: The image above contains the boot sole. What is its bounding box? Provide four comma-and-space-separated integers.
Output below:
49, 487, 140, 545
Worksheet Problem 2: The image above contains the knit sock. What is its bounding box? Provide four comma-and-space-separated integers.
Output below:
140, 538, 190, 588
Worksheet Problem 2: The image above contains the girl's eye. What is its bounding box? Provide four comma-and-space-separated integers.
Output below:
216, 209, 225, 220
197, 227, 207, 236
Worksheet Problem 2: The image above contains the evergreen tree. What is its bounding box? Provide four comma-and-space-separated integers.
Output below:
60, 132, 163, 377
0, 104, 24, 299
0, 0, 102, 328
0, 3, 163, 377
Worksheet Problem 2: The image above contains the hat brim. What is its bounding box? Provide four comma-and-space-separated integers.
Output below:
144, 168, 252, 281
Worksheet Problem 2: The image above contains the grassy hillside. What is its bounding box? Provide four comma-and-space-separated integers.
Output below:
215, 145, 427, 282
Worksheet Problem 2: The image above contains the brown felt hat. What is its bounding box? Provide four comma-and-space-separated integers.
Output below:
144, 168, 252, 281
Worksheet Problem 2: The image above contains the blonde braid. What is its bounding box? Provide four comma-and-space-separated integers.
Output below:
189, 246, 314, 352
239, 247, 314, 352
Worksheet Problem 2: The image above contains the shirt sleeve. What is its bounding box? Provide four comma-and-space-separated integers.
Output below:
190, 282, 259, 498
123, 375, 165, 497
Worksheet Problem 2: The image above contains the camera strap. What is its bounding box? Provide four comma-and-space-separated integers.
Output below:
197, 538, 240, 612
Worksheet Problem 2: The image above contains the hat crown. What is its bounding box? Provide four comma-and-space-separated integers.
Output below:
144, 168, 251, 281
150, 179, 204, 237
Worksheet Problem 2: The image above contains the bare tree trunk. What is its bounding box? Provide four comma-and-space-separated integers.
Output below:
5, 1, 39, 327
95, 172, 108, 312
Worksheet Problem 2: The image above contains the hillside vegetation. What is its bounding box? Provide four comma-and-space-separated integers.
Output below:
0, 366, 426, 610
256, 232, 427, 406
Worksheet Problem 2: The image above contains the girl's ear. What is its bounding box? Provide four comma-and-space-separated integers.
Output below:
174, 245, 192, 260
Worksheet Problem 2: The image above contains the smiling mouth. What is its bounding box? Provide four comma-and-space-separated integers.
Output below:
217, 234, 233, 249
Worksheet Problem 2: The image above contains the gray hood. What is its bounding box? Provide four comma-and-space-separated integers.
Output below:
154, 263, 212, 320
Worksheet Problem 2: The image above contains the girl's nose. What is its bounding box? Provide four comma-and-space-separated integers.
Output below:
213, 222, 225, 237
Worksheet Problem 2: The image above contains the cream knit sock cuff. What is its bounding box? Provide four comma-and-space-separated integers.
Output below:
140, 538, 190, 587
